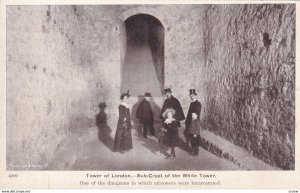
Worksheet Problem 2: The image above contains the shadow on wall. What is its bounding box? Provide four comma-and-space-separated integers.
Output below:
96, 102, 114, 152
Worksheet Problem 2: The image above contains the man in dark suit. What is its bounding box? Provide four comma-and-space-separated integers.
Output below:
185, 89, 202, 146
136, 92, 154, 138
160, 88, 185, 126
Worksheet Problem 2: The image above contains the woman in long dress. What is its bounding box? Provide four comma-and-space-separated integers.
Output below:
114, 90, 133, 153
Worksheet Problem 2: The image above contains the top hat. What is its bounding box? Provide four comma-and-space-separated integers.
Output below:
163, 88, 172, 94
162, 108, 176, 118
189, 89, 197, 95
144, 92, 152, 97
121, 90, 130, 99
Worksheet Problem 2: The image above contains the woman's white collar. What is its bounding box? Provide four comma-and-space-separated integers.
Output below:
121, 102, 129, 108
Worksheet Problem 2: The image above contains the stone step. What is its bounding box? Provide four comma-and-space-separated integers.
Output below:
199, 129, 279, 170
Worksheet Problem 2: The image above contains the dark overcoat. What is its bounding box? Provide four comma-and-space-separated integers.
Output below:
188, 119, 201, 146
188, 119, 201, 135
114, 104, 133, 152
136, 98, 154, 126
160, 96, 185, 126
185, 100, 202, 130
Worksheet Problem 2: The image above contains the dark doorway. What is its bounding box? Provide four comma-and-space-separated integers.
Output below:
120, 14, 164, 96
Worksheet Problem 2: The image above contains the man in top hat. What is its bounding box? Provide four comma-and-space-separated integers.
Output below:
160, 88, 185, 126
136, 92, 155, 138
184, 89, 202, 145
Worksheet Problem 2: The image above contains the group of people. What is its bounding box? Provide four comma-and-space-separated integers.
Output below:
113, 88, 202, 159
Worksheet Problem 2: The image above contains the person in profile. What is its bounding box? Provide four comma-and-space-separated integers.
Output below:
136, 92, 155, 138
114, 90, 133, 153
162, 108, 179, 159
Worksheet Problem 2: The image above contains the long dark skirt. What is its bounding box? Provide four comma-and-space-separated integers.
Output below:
114, 127, 133, 152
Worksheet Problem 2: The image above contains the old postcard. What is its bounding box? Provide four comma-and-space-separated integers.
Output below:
0, 0, 299, 190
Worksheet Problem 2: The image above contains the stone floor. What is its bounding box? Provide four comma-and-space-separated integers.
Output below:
48, 125, 241, 170
48, 105, 281, 171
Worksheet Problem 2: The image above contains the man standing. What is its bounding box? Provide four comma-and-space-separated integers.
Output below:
160, 88, 185, 126
185, 89, 202, 146
136, 92, 155, 138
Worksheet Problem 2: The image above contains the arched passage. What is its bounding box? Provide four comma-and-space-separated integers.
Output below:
120, 14, 165, 96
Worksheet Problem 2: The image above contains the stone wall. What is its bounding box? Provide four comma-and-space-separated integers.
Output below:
202, 4, 295, 169
161, 5, 207, 111
6, 5, 122, 169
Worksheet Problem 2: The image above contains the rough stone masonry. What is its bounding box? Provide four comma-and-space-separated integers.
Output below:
203, 4, 295, 169
6, 4, 295, 170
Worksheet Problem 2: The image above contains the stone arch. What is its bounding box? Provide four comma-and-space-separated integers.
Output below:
119, 8, 166, 96
119, 7, 168, 29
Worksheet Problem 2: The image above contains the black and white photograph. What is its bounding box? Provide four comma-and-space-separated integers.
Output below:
4, 3, 296, 173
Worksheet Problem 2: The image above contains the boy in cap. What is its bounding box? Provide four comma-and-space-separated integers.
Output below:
188, 113, 201, 156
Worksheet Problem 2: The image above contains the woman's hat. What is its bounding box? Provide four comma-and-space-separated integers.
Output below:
121, 90, 130, 99
162, 108, 176, 118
